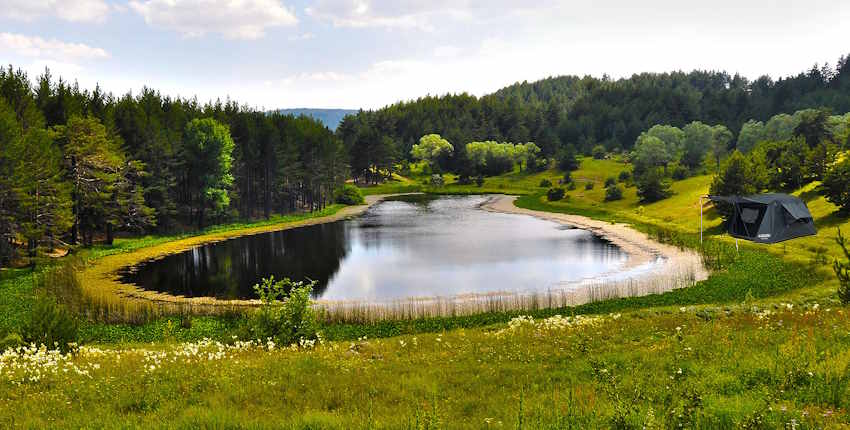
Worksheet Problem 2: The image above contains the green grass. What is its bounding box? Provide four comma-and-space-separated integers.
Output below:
2, 304, 848, 428
3, 159, 850, 427
0, 205, 348, 335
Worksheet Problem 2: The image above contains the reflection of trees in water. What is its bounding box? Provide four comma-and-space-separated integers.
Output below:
124, 221, 350, 300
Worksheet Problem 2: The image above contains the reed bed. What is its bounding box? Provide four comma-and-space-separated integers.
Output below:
314, 267, 698, 324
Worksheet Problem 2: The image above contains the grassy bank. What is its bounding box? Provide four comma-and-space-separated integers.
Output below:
0, 205, 348, 334
2, 159, 850, 428
2, 303, 848, 428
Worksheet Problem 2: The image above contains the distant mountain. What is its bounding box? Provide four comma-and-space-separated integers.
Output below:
274, 108, 358, 130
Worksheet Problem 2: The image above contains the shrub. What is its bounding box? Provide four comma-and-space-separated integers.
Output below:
475, 175, 485, 187
527, 156, 547, 172
605, 185, 624, 202
429, 174, 445, 187
547, 187, 565, 201
22, 296, 78, 352
456, 174, 472, 185
0, 332, 23, 351
567, 182, 577, 191
835, 228, 850, 305
672, 164, 689, 180
591, 144, 606, 159
245, 277, 320, 346
585, 182, 594, 190
636, 167, 672, 203
604, 177, 617, 187
556, 144, 579, 171
823, 158, 850, 215
561, 171, 572, 184
618, 170, 631, 182
538, 179, 552, 188
334, 184, 365, 205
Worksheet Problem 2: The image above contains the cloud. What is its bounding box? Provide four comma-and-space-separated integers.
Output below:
129, 0, 298, 40
304, 0, 554, 30
0, 32, 110, 61
0, 0, 110, 22
433, 45, 461, 58
288, 32, 315, 41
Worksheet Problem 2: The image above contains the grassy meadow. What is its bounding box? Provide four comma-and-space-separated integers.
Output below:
2, 157, 850, 428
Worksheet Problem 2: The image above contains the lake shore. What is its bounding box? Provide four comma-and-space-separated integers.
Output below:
82, 192, 708, 320
482, 194, 708, 286
77, 194, 406, 317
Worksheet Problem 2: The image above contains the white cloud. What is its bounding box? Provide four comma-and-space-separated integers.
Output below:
433, 45, 461, 58
0, 0, 110, 23
288, 32, 315, 41
0, 33, 109, 61
304, 0, 553, 30
129, 0, 298, 40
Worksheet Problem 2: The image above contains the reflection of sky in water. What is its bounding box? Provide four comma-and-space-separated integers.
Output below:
122, 195, 635, 301
320, 195, 628, 300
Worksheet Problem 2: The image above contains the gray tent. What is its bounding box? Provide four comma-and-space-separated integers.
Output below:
707, 194, 816, 244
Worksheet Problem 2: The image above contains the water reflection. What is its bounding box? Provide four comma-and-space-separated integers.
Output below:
121, 195, 627, 301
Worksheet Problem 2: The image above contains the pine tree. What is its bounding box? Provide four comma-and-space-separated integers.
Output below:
55, 116, 125, 246
11, 128, 72, 258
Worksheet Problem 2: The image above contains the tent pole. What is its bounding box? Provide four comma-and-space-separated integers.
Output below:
700, 196, 703, 244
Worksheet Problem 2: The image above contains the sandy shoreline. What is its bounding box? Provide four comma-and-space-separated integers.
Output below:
482, 195, 708, 285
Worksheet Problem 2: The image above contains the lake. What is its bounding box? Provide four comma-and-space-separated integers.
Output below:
119, 195, 631, 301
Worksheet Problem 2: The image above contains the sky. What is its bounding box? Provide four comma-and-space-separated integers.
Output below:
1, 0, 849, 111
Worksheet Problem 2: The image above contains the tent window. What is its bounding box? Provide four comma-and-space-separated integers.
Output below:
735, 203, 766, 237
741, 207, 760, 223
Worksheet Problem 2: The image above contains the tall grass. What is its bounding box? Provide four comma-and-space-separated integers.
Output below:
316, 269, 697, 324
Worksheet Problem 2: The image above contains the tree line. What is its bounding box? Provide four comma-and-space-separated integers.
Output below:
0, 67, 347, 266
338, 53, 850, 177
622, 105, 850, 218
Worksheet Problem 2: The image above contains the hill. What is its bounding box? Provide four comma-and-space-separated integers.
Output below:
339, 54, 850, 157
275, 108, 358, 130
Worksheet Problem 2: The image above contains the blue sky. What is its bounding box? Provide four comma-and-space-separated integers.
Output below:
1, 0, 849, 110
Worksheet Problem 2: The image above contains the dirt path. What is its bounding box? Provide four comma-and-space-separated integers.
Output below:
483, 195, 708, 283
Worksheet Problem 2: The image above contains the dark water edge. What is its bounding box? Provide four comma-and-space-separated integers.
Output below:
119, 195, 627, 301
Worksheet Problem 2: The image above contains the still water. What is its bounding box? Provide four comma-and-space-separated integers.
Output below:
120, 195, 628, 301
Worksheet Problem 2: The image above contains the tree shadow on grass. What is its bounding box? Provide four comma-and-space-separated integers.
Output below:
814, 210, 850, 230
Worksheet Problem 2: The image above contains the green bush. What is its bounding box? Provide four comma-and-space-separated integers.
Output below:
430, 174, 445, 188
672, 164, 689, 180
567, 182, 577, 191
0, 332, 23, 351
475, 175, 485, 187
604, 177, 617, 187
561, 171, 572, 184
591, 144, 606, 159
538, 179, 552, 188
618, 170, 631, 183
585, 182, 594, 190
245, 277, 320, 346
605, 184, 624, 202
22, 296, 78, 352
334, 184, 365, 205
823, 158, 850, 215
636, 167, 672, 203
556, 144, 579, 171
547, 187, 565, 201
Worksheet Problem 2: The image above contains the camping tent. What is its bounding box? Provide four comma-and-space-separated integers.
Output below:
706, 193, 817, 244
